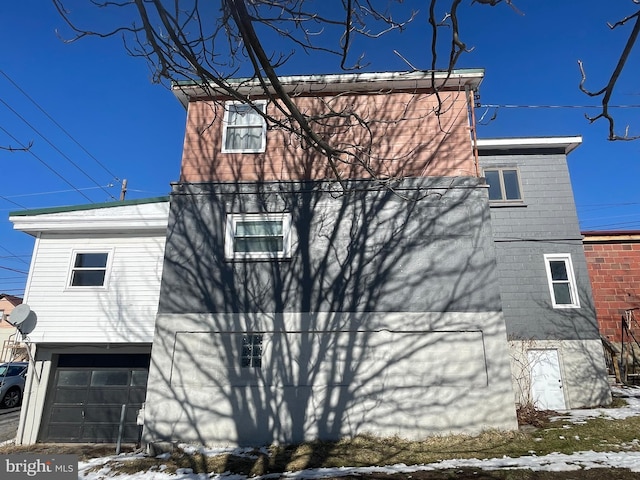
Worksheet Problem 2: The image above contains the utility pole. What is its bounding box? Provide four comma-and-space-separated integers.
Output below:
119, 179, 128, 201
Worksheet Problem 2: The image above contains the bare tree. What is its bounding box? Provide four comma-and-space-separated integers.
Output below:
54, 0, 423, 183
53, 0, 640, 156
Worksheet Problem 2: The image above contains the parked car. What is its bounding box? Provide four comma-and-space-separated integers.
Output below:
0, 362, 28, 408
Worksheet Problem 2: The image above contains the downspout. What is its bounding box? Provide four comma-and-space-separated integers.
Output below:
466, 85, 480, 177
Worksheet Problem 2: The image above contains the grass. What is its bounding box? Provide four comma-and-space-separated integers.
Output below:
2, 401, 640, 478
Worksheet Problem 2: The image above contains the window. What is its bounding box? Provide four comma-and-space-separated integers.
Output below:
69, 252, 110, 287
222, 101, 267, 153
241, 334, 263, 368
225, 213, 292, 260
544, 254, 580, 308
484, 168, 522, 202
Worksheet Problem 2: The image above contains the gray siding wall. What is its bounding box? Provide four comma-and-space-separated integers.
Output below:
147, 177, 520, 445
480, 152, 599, 341
158, 177, 501, 315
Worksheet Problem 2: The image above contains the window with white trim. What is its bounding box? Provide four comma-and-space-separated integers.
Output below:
544, 254, 580, 308
484, 168, 523, 202
68, 251, 110, 287
221, 101, 267, 153
225, 213, 292, 260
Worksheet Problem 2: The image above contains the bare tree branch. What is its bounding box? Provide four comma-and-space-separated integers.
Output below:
578, 7, 640, 141
0, 141, 33, 152
53, 0, 640, 153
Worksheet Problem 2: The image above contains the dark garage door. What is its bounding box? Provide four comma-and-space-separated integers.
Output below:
40, 354, 149, 443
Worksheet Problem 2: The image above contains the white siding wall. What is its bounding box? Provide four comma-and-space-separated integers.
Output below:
24, 232, 165, 343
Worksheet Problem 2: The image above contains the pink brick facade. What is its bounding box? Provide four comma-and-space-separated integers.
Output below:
583, 232, 640, 342
179, 89, 476, 183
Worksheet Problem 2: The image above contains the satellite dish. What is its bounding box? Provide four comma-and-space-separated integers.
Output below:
7, 304, 37, 335
8, 304, 30, 327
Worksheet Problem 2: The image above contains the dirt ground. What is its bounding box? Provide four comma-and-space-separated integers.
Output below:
1, 443, 639, 479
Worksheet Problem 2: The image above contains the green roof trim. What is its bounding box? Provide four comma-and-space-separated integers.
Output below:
9, 196, 169, 217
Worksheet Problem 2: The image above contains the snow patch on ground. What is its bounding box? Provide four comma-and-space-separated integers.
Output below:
78, 385, 640, 479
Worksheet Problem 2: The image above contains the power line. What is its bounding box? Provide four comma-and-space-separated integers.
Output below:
481, 103, 640, 109
0, 246, 29, 266
580, 219, 640, 230
578, 202, 640, 208
0, 194, 27, 209
0, 125, 94, 203
0, 95, 117, 200
2, 185, 115, 199
0, 265, 28, 275
0, 69, 121, 182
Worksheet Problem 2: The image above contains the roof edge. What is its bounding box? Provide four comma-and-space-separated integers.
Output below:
476, 136, 583, 155
9, 196, 169, 218
582, 230, 640, 242
172, 69, 485, 107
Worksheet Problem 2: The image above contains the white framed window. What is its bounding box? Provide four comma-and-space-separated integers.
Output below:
544, 254, 580, 308
484, 167, 523, 202
221, 100, 267, 153
67, 250, 112, 288
225, 213, 291, 260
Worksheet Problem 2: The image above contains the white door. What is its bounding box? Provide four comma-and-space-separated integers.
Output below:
528, 349, 566, 410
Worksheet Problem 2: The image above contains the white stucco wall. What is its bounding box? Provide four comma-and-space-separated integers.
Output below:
143, 311, 518, 446
508, 339, 612, 410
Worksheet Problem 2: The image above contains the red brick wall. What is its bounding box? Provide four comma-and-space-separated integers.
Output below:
583, 240, 640, 341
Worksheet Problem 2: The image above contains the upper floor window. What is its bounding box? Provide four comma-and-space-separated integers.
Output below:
222, 101, 267, 153
68, 251, 110, 287
484, 168, 522, 202
544, 254, 580, 308
225, 213, 291, 260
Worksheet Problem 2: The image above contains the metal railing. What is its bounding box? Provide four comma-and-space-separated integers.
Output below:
0, 334, 28, 363
620, 308, 640, 384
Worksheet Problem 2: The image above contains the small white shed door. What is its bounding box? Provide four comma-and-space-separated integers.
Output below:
528, 349, 566, 410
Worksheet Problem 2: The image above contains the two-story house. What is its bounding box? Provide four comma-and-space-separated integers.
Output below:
9, 198, 168, 444
477, 137, 611, 411
8, 71, 612, 448
141, 70, 520, 447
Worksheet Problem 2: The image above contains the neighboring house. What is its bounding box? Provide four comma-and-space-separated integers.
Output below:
0, 293, 22, 361
9, 198, 169, 444
142, 69, 520, 448
477, 137, 611, 411
582, 231, 640, 342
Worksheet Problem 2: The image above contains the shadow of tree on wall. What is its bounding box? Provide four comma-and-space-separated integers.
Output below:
140, 87, 517, 468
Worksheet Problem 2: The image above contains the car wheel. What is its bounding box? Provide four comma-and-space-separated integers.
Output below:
1, 388, 21, 408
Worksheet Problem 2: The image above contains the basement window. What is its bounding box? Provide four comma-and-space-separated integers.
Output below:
241, 334, 263, 368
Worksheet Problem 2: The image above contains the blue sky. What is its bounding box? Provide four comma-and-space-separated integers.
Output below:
1, 1, 640, 296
